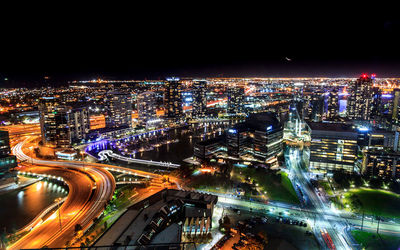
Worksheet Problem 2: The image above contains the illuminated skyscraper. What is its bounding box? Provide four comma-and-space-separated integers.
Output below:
305, 92, 324, 122
227, 112, 283, 163
347, 75, 374, 120
227, 86, 244, 114
392, 89, 400, 125
106, 92, 133, 128
137, 91, 157, 125
326, 88, 339, 119
308, 122, 358, 173
39, 97, 90, 147
164, 77, 183, 120
66, 107, 90, 145
39, 97, 63, 147
192, 80, 207, 118
370, 87, 383, 123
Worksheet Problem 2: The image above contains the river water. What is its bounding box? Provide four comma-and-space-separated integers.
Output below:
0, 178, 67, 233
87, 121, 237, 171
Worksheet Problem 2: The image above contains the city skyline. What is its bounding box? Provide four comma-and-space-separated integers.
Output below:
2, 5, 400, 248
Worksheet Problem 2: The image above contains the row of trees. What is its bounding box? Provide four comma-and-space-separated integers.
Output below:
332, 170, 400, 193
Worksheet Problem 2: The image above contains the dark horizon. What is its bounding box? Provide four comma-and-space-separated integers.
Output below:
2, 60, 400, 88
1, 7, 400, 87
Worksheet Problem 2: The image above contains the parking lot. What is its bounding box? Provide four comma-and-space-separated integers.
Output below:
216, 207, 319, 249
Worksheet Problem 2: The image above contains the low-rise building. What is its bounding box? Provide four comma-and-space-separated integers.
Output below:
362, 148, 400, 180
0, 130, 17, 185
94, 189, 218, 248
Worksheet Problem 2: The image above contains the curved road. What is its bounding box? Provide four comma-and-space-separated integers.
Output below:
9, 138, 115, 249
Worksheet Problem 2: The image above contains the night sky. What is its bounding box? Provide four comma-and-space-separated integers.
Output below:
1, 6, 399, 87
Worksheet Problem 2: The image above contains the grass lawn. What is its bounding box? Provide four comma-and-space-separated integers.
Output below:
319, 180, 334, 195
187, 173, 234, 194
342, 188, 400, 218
351, 230, 400, 250
232, 167, 299, 205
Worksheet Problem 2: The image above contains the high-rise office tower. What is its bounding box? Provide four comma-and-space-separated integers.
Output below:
226, 112, 283, 162
227, 86, 244, 114
347, 75, 374, 121
305, 92, 325, 122
295, 99, 306, 120
326, 88, 339, 119
308, 122, 358, 173
137, 91, 157, 125
370, 87, 382, 123
164, 77, 183, 120
192, 80, 207, 118
106, 92, 133, 128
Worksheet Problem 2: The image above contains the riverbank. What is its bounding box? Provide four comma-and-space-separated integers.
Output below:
0, 176, 40, 194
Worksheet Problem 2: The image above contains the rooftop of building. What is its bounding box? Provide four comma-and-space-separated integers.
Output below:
94, 189, 217, 247
195, 136, 224, 146
230, 122, 250, 133
89, 125, 130, 135
308, 122, 357, 133
229, 112, 282, 133
247, 112, 282, 131
137, 91, 156, 96
366, 147, 400, 156
371, 127, 395, 135
150, 223, 181, 245
0, 130, 9, 136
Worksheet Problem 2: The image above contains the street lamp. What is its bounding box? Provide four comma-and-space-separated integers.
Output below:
55, 197, 63, 232
80, 151, 85, 172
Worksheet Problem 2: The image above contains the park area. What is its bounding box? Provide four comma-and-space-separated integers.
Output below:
187, 166, 300, 205
341, 188, 400, 218
351, 230, 400, 250
231, 166, 299, 204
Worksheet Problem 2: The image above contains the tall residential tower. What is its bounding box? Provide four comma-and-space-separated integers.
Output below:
164, 77, 183, 120
192, 80, 207, 118
347, 75, 374, 121
105, 92, 133, 128
137, 91, 157, 125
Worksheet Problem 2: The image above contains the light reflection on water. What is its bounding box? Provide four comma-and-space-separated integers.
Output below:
0, 180, 67, 232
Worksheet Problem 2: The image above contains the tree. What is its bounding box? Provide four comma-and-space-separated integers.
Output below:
348, 194, 363, 213
124, 235, 132, 245
75, 224, 82, 233
333, 170, 348, 187
0, 231, 8, 249
222, 215, 231, 233
369, 177, 383, 189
